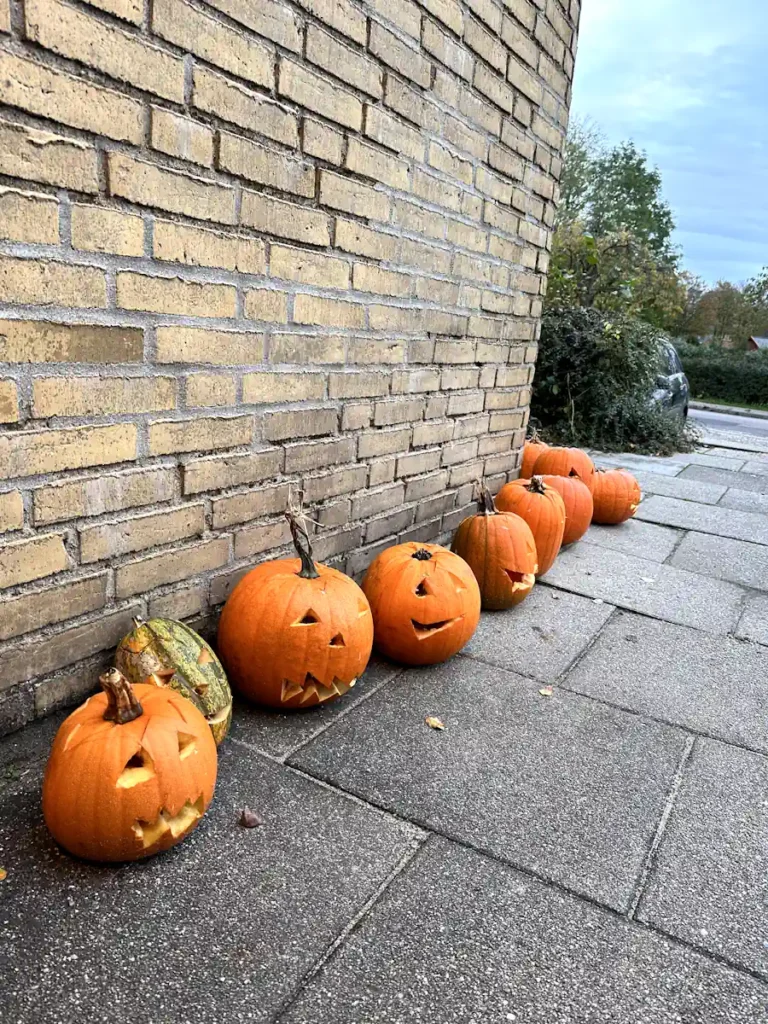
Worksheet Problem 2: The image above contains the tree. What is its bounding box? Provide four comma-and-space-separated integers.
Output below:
558, 117, 605, 227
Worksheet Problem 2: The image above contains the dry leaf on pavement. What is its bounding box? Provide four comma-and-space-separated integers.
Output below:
425, 716, 445, 730
539, 687, 554, 697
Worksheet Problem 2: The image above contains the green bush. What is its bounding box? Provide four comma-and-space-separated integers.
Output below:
676, 343, 768, 406
530, 307, 698, 455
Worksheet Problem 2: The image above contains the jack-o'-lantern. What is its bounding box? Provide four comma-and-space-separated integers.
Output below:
451, 486, 538, 610
115, 617, 232, 745
43, 669, 217, 863
520, 431, 549, 479
540, 474, 593, 545
496, 476, 566, 576
217, 514, 373, 709
362, 542, 481, 665
592, 468, 642, 524
532, 446, 596, 492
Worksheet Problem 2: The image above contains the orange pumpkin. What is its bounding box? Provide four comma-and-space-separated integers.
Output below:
43, 669, 217, 863
532, 446, 596, 492
520, 433, 549, 479
592, 468, 642, 524
451, 486, 538, 610
218, 514, 373, 709
496, 476, 566, 576
540, 474, 594, 546
362, 542, 481, 665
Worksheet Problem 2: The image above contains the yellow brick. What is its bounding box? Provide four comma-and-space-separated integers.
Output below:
0, 533, 68, 590
270, 334, 345, 364
156, 327, 264, 365
353, 264, 411, 298
33, 466, 176, 525
508, 55, 544, 105
243, 289, 289, 323
240, 191, 330, 246
306, 24, 382, 98
192, 66, 298, 148
270, 245, 349, 289
116, 273, 236, 318
83, 0, 141, 23
115, 537, 230, 599
108, 152, 236, 225
0, 573, 107, 641
413, 168, 462, 212
183, 449, 282, 494
320, 171, 390, 222
422, 18, 474, 80
0, 380, 19, 423
369, 305, 424, 333
0, 320, 143, 363
0, 117, 98, 193
346, 139, 410, 190
365, 105, 425, 162
335, 219, 398, 261
0, 187, 58, 244
33, 376, 176, 418
293, 295, 365, 329
218, 133, 315, 197
473, 63, 515, 114
0, 51, 143, 145
428, 142, 473, 184
148, 415, 253, 455
71, 205, 144, 257
0, 492, 23, 533
278, 58, 363, 131
0, 423, 136, 478
26, 0, 185, 103
79, 504, 205, 563
151, 108, 214, 168
294, 0, 366, 45
186, 373, 237, 408
206, 0, 301, 50
369, 23, 431, 88
154, 221, 265, 274
242, 371, 325, 403
0, 0, 9, 30
153, 0, 271, 86
303, 119, 344, 165
149, 585, 205, 621
368, 0, 420, 36
421, 0, 463, 34
0, 256, 106, 309
348, 338, 406, 364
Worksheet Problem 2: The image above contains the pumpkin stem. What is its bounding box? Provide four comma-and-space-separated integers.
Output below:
478, 486, 497, 515
412, 549, 433, 561
100, 668, 143, 724
286, 512, 320, 580
132, 615, 145, 628
528, 475, 547, 494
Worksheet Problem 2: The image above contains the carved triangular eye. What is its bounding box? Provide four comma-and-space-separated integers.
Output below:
177, 733, 197, 760
569, 468, 580, 477
329, 633, 345, 647
117, 747, 155, 788
415, 579, 431, 596
296, 610, 320, 625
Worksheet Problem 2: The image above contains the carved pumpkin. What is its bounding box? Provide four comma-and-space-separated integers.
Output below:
115, 617, 232, 745
451, 486, 537, 610
217, 515, 373, 709
495, 476, 566, 577
362, 542, 481, 665
532, 446, 596, 492
592, 468, 642, 524
43, 669, 217, 863
540, 474, 594, 546
520, 432, 549, 479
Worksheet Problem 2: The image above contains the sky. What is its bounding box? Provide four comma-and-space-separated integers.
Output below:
570, 0, 768, 286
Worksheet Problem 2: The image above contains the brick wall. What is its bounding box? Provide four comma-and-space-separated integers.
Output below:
0, 0, 579, 733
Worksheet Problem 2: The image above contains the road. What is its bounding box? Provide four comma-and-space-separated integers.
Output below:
691, 406, 768, 439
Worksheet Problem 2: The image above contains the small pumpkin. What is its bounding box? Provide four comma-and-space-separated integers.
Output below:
362, 542, 481, 665
592, 468, 642, 524
451, 486, 537, 610
540, 474, 594, 546
43, 668, 217, 863
520, 431, 549, 480
496, 476, 566, 577
115, 617, 232, 746
218, 514, 373, 709
532, 446, 596, 492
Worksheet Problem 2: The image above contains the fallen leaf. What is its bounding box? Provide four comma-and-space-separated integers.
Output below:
640, 577, 657, 584
624, 634, 639, 643
593, 598, 604, 604
239, 807, 264, 828
425, 716, 445, 731
539, 687, 554, 697
0, 867, 7, 881
550, 592, 560, 600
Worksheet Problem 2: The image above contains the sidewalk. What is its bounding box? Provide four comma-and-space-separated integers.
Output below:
2, 443, 767, 1023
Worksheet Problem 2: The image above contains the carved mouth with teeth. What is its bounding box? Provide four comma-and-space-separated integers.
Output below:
411, 618, 462, 640
281, 673, 357, 704
132, 797, 206, 850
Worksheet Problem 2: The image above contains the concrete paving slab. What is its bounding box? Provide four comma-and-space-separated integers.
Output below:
563, 611, 768, 752
719, 487, 768, 515
636, 494, 768, 545
291, 657, 688, 911
230, 656, 403, 759
593, 453, 685, 476
282, 838, 768, 1024
638, 739, 768, 976
544, 541, 745, 634
633, 470, 727, 505
462, 585, 614, 682
0, 744, 418, 1024
671, 531, 768, 591
670, 451, 747, 471
706, 446, 768, 461
585, 519, 681, 562
737, 594, 768, 646
744, 459, 768, 476
680, 464, 768, 495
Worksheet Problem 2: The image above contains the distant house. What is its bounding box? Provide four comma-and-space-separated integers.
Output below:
748, 336, 768, 351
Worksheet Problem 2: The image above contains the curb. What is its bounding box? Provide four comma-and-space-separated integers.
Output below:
691, 400, 768, 421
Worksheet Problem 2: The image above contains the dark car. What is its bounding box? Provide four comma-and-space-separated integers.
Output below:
652, 340, 690, 419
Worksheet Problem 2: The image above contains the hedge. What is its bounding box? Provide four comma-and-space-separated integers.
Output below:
676, 344, 768, 407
